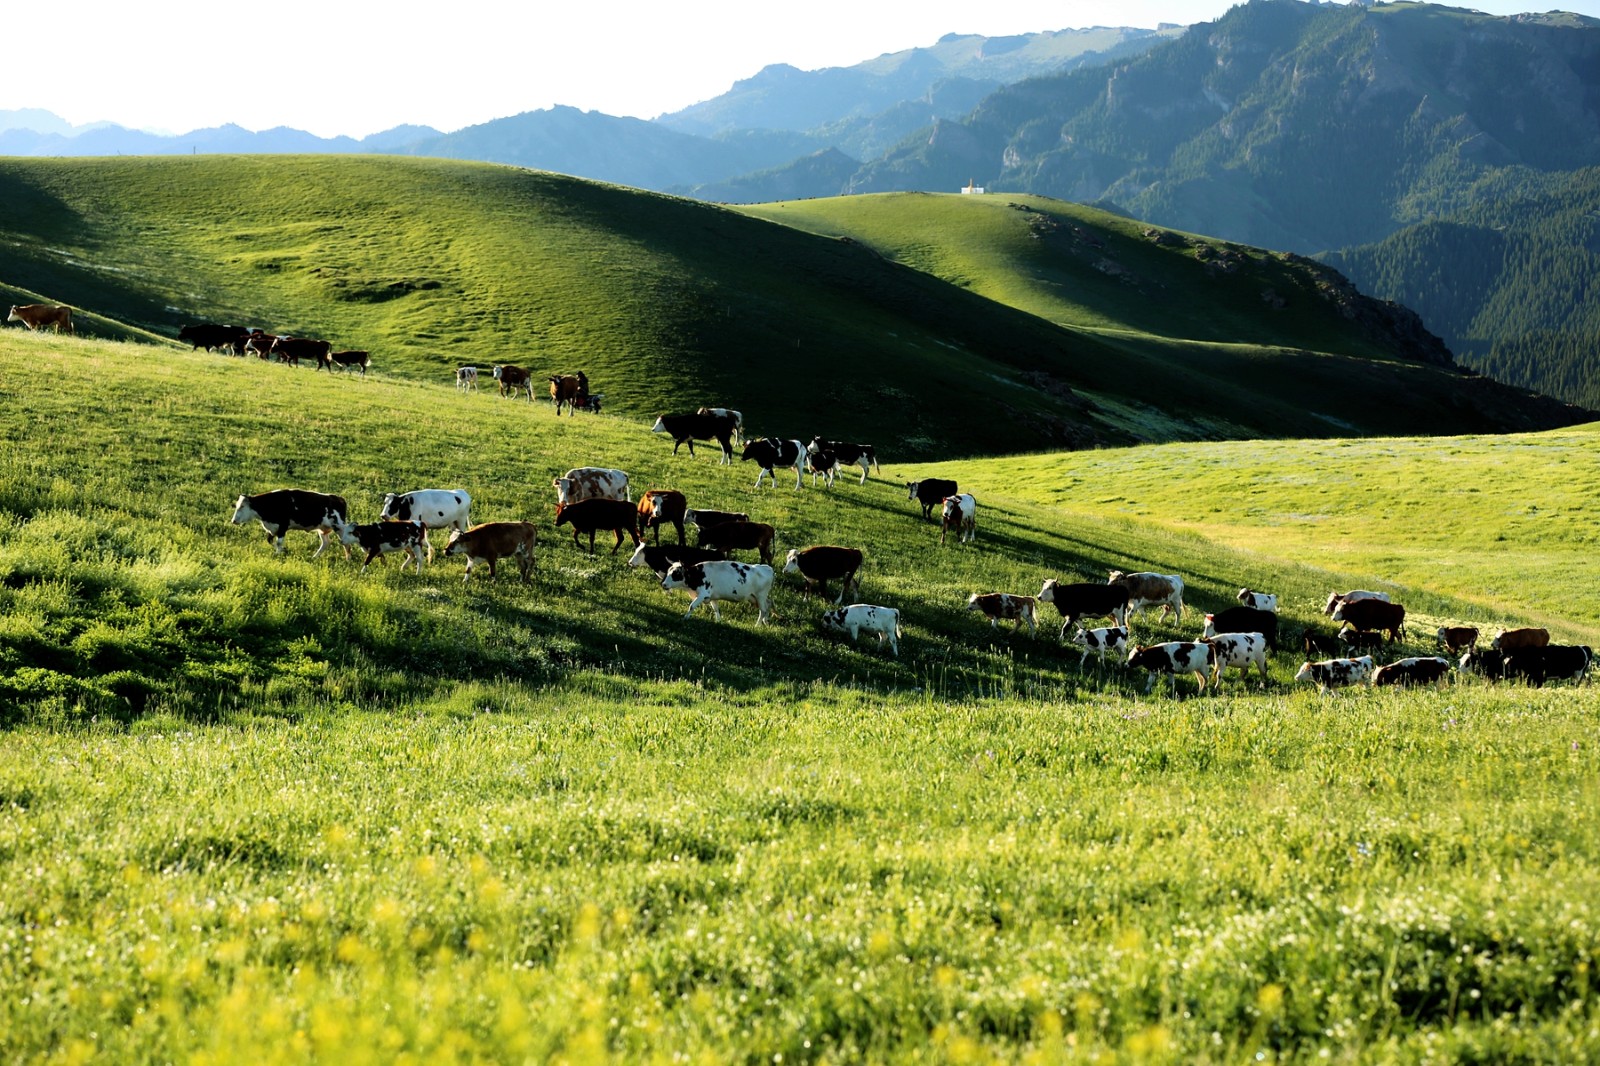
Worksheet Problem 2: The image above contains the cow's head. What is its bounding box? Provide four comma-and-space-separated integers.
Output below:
782, 549, 802, 573
229, 495, 251, 524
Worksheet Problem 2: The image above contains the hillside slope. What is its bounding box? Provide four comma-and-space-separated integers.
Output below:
1, 156, 1587, 456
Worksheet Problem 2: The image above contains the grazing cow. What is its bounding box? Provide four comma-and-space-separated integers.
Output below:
808, 437, 880, 485
1236, 588, 1279, 612
1323, 590, 1391, 616
1331, 598, 1406, 642
652, 412, 738, 464
330, 519, 428, 574
455, 366, 479, 392
1294, 656, 1376, 692
380, 489, 472, 560
1373, 657, 1453, 688
324, 350, 370, 374
1067, 624, 1130, 667
819, 604, 901, 656
696, 407, 745, 443
1492, 627, 1550, 653
492, 364, 534, 401
1108, 570, 1185, 622
178, 323, 248, 353
553, 468, 630, 506
696, 520, 775, 565
685, 509, 748, 542
1126, 642, 1214, 694
661, 560, 774, 624
7, 304, 73, 334
940, 494, 977, 545
637, 489, 688, 545
626, 543, 726, 579
1302, 629, 1344, 658
805, 449, 839, 489
269, 336, 331, 368
1203, 632, 1271, 685
1338, 629, 1386, 652
783, 546, 864, 605
966, 593, 1037, 635
230, 489, 349, 558
1501, 645, 1593, 687
443, 521, 538, 583
554, 498, 642, 556
1436, 626, 1480, 654
1037, 580, 1131, 637
1202, 607, 1279, 651
549, 373, 587, 415
742, 437, 808, 489
1459, 647, 1506, 680
906, 479, 958, 521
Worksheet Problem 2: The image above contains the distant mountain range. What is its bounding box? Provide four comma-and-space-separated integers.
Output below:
7, 3, 1600, 408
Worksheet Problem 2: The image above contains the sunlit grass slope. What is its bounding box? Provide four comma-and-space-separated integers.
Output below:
2, 330, 1595, 728
742, 192, 1592, 438
0, 157, 1586, 457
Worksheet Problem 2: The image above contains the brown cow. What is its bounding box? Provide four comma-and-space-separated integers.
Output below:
1330, 598, 1406, 642
549, 372, 589, 415
966, 593, 1038, 635
443, 522, 538, 582
696, 520, 775, 565
1492, 627, 1550, 653
270, 336, 331, 367
1436, 626, 1480, 654
7, 304, 73, 334
493, 365, 534, 401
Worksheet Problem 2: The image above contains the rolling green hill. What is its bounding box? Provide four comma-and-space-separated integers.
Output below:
1, 156, 1587, 459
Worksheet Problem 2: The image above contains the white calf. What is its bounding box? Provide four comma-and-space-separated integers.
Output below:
1203, 631, 1270, 684
819, 604, 901, 656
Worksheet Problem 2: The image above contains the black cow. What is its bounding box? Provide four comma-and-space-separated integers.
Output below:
1502, 645, 1593, 687
652, 412, 738, 463
178, 323, 249, 354
1202, 606, 1280, 651
1037, 580, 1131, 639
906, 479, 958, 521
554, 498, 642, 555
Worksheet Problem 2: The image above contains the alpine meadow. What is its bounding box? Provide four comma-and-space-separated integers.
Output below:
2, 153, 1598, 1063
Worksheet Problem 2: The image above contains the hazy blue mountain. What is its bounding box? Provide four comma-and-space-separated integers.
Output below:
0, 110, 438, 156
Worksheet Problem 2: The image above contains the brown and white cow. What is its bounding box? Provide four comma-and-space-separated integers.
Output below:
324, 350, 371, 374
7, 304, 73, 334
553, 468, 630, 506
1294, 656, 1376, 692
493, 364, 534, 401
549, 373, 588, 415
940, 494, 977, 545
637, 489, 687, 545
443, 521, 538, 582
1108, 570, 1185, 622
966, 593, 1037, 635
1436, 626, 1480, 654
1126, 642, 1214, 694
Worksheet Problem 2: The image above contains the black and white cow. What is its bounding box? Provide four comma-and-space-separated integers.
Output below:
331, 519, 428, 574
805, 448, 840, 489
626, 543, 726, 580
1126, 642, 1214, 694
1236, 588, 1279, 611
818, 604, 901, 657
660, 560, 775, 624
230, 489, 349, 558
380, 489, 472, 561
1294, 656, 1376, 692
1067, 624, 1129, 667
741, 438, 808, 489
1203, 632, 1270, 685
808, 437, 880, 485
653, 412, 738, 463
1372, 657, 1453, 688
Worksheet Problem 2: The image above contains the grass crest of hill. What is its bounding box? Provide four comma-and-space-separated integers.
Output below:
0, 156, 1588, 461
1, 331, 1596, 727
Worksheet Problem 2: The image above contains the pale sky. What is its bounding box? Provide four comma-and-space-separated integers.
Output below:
6, 0, 1595, 139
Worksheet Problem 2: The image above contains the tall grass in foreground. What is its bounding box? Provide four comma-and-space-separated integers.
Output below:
2, 683, 1598, 1062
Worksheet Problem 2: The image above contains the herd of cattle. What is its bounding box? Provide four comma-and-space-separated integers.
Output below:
179, 322, 372, 374
226, 398, 1593, 694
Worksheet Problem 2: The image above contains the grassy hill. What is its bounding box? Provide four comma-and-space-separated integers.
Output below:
4, 329, 1600, 1061
1, 156, 1588, 462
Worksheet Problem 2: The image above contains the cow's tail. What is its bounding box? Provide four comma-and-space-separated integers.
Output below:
894, 610, 903, 640
870, 448, 881, 473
